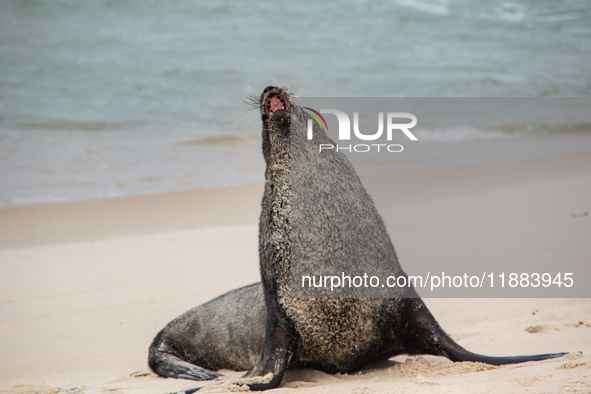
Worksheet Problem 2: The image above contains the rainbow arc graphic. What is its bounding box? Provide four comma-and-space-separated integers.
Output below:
304, 107, 328, 132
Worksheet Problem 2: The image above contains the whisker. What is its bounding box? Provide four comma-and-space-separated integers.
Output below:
233, 110, 260, 132
243, 94, 260, 109
248, 112, 261, 130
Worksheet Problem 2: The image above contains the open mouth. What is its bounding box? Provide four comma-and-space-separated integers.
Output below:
265, 94, 287, 116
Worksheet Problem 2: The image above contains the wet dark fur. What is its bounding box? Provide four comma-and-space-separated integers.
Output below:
149, 86, 567, 392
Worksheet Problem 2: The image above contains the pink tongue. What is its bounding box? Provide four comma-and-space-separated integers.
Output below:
269, 97, 284, 113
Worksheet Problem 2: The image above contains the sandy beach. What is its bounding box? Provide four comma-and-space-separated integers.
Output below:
1, 150, 590, 394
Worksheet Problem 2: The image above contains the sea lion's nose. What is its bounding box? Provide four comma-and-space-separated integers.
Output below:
263, 86, 276, 94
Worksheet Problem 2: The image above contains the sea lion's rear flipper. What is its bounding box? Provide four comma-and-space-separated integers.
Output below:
168, 307, 293, 392
404, 298, 568, 365
148, 346, 221, 381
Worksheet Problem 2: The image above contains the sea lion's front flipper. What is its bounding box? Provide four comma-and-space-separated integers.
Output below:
402, 298, 568, 365
238, 311, 296, 390
170, 386, 206, 394
169, 372, 286, 394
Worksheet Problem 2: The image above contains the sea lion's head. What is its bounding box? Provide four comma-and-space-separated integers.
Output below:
255, 86, 323, 166
256, 86, 299, 164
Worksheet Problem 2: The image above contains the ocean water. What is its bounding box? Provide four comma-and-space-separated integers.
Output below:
1, 0, 591, 206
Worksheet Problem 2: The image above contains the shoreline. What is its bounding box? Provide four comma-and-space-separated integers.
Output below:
2, 132, 591, 211
1, 149, 590, 250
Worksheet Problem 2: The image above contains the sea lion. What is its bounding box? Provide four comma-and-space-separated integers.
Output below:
148, 86, 567, 392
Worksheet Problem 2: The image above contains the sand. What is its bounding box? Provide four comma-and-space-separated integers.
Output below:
1, 151, 590, 394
